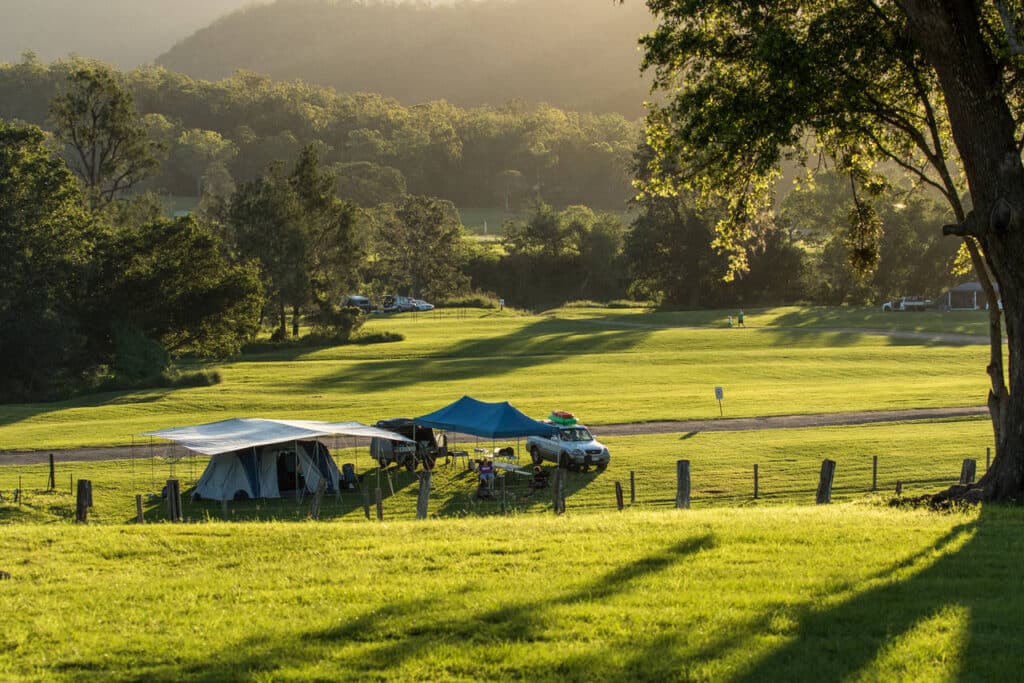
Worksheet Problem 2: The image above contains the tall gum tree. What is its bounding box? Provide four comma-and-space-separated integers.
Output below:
631, 0, 1024, 502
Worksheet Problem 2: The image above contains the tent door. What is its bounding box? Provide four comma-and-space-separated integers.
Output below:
276, 451, 306, 493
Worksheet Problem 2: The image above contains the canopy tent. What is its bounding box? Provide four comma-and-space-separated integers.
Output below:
143, 418, 413, 455
415, 396, 555, 439
143, 418, 414, 502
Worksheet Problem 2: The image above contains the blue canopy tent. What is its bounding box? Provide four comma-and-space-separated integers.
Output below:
415, 396, 555, 439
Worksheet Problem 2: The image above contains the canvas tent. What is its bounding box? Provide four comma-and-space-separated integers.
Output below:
143, 418, 413, 501
415, 396, 555, 439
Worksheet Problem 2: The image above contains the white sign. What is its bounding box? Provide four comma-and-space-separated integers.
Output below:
714, 386, 724, 401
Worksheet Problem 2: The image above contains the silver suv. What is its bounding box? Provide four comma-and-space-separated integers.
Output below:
526, 423, 610, 472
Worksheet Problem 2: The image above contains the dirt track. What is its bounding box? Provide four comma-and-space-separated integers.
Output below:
0, 406, 988, 465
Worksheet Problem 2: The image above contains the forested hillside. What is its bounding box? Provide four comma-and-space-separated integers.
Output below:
0, 57, 639, 210
157, 0, 655, 115
0, 0, 253, 68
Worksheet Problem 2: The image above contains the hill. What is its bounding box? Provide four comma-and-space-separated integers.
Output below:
157, 0, 656, 115
0, 0, 255, 68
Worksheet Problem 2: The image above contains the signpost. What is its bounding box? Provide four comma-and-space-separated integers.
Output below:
714, 386, 724, 416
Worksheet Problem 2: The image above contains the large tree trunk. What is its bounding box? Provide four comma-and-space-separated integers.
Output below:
900, 0, 1024, 501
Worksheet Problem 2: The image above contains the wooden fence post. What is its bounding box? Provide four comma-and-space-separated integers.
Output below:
552, 468, 565, 515
416, 471, 432, 520
48, 453, 55, 491
816, 460, 836, 504
309, 479, 327, 520
629, 470, 636, 505
135, 494, 144, 524
895, 480, 903, 496
615, 481, 624, 511
872, 455, 878, 492
959, 459, 977, 486
75, 480, 92, 524
753, 464, 759, 499
166, 479, 182, 522
676, 460, 691, 510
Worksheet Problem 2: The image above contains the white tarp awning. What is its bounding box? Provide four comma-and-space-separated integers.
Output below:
143, 417, 414, 456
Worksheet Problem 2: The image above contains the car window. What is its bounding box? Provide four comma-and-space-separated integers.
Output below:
560, 428, 592, 442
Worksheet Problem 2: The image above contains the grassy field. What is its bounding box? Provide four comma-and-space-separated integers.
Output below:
0, 306, 995, 451
0, 304, 1013, 681
1, 504, 1020, 681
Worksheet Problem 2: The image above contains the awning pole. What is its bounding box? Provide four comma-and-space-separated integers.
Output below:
295, 440, 300, 502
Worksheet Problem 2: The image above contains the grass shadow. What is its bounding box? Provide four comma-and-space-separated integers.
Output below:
309, 317, 654, 394
128, 535, 714, 682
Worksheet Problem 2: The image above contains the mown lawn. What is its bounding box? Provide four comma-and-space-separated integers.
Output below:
0, 306, 994, 451
0, 504, 1019, 681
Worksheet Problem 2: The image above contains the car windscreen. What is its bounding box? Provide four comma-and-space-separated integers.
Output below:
559, 428, 593, 442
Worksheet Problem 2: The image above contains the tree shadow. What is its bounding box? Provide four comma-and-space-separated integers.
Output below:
306, 317, 654, 394
610, 504, 1018, 681
127, 534, 715, 682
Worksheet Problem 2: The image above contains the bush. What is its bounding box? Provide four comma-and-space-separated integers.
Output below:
439, 292, 500, 309
351, 331, 404, 345
307, 304, 365, 342
112, 323, 169, 383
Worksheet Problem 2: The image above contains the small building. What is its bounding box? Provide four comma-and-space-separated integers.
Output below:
939, 281, 1000, 310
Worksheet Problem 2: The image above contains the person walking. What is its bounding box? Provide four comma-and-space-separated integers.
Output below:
737, 309, 745, 327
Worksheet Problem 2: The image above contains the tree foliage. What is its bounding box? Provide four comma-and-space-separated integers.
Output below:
0, 121, 94, 399
49, 59, 160, 206
634, 0, 1024, 501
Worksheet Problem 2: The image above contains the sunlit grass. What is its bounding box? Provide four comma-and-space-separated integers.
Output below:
0, 307, 993, 451
1, 504, 1020, 681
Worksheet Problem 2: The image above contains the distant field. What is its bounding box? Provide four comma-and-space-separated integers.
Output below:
1, 504, 1019, 681
0, 306, 994, 451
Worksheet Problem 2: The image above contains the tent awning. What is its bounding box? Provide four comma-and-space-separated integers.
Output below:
143, 418, 414, 456
415, 396, 555, 439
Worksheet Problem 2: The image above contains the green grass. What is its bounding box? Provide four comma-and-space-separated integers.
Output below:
0, 304, 1012, 681
0, 306, 995, 451
0, 504, 1020, 681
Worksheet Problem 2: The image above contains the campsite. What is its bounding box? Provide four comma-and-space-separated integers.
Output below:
5, 0, 1024, 676
1, 305, 1021, 680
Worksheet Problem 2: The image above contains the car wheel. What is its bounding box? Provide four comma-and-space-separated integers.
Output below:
530, 446, 542, 465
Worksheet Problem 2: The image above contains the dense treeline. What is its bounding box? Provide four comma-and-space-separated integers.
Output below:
0, 58, 964, 402
0, 55, 639, 211
157, 0, 654, 117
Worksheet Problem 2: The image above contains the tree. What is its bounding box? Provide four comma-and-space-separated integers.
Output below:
49, 59, 159, 207
224, 161, 309, 339
223, 146, 362, 339
372, 195, 469, 302
95, 213, 264, 360
0, 120, 93, 399
634, 0, 1024, 501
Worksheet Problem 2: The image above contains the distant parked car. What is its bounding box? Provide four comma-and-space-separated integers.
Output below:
882, 296, 932, 312
411, 299, 434, 311
381, 295, 415, 313
343, 295, 372, 313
